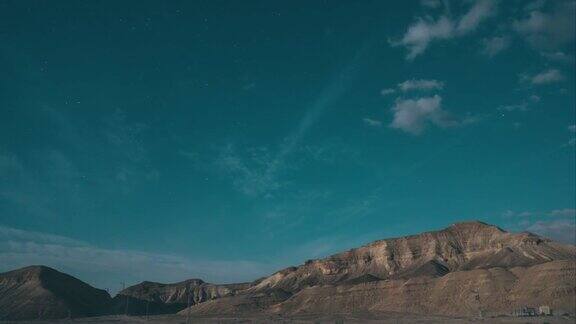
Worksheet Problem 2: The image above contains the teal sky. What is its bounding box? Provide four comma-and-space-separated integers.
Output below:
1, 0, 575, 292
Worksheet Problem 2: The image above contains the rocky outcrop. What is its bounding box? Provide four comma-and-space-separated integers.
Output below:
0, 266, 112, 320
272, 260, 576, 316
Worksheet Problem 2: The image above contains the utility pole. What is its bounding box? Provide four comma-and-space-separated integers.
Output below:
145, 300, 149, 321
121, 282, 129, 316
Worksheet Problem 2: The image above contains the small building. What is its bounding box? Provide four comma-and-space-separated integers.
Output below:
513, 306, 537, 317
539, 305, 551, 316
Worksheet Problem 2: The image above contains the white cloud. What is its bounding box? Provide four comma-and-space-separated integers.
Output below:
363, 117, 383, 127
481, 36, 510, 57
393, 16, 454, 60
390, 95, 461, 135
398, 79, 444, 92
394, 0, 497, 59
456, 0, 497, 34
0, 225, 274, 293
523, 69, 564, 85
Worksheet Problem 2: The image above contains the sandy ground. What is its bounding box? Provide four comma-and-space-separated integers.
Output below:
3, 313, 575, 324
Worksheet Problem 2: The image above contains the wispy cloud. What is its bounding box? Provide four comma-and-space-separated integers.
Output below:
380, 88, 396, 96
513, 1, 576, 50
481, 36, 510, 57
398, 79, 444, 92
497, 94, 541, 113
0, 151, 23, 177
548, 208, 576, 217
498, 103, 529, 112
542, 51, 574, 64
421, 0, 442, 9
567, 125, 576, 146
215, 145, 281, 197
0, 225, 275, 293
523, 69, 565, 85
501, 210, 533, 218
209, 44, 370, 197
502, 208, 575, 219
363, 117, 383, 127
456, 0, 497, 34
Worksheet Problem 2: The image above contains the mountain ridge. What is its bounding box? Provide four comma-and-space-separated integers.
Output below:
1, 221, 574, 319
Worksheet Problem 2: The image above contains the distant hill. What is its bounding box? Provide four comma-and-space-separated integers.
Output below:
0, 266, 112, 320
112, 279, 250, 315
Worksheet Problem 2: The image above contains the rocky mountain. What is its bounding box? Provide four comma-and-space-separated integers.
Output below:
179, 221, 576, 317
0, 266, 112, 320
112, 278, 250, 315
245, 221, 574, 293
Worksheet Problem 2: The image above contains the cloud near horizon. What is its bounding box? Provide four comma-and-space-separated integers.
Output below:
527, 219, 576, 244
0, 225, 275, 294
501, 208, 576, 244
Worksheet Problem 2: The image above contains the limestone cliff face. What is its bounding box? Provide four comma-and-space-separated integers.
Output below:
178, 221, 575, 317
250, 221, 575, 293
